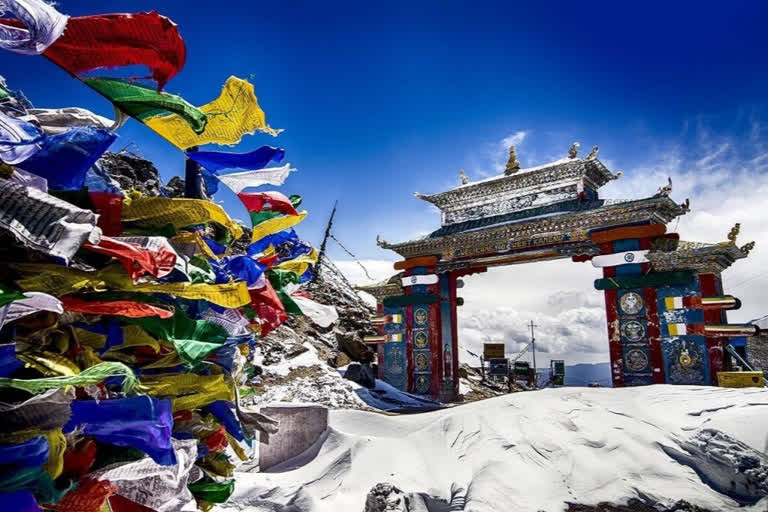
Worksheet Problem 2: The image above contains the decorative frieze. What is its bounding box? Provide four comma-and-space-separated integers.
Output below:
381, 197, 685, 261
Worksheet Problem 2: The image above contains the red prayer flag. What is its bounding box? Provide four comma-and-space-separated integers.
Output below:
61, 296, 174, 319
47, 478, 116, 512
237, 191, 299, 216
88, 192, 123, 236
83, 236, 177, 281
42, 11, 186, 90
248, 281, 286, 337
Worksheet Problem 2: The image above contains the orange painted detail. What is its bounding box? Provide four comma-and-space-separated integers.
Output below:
393, 256, 439, 270
590, 224, 667, 244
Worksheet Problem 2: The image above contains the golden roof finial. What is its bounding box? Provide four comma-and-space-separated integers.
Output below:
459, 169, 469, 185
504, 145, 521, 175
568, 142, 580, 159
740, 241, 755, 255
586, 145, 599, 160
727, 223, 741, 244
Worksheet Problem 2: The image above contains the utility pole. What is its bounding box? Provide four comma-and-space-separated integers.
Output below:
184, 146, 205, 199
312, 200, 338, 283
528, 320, 538, 388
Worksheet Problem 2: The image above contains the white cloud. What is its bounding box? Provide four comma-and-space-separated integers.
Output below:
501, 131, 528, 148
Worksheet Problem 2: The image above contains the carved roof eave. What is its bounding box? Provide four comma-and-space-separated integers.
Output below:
414, 158, 616, 208
355, 273, 404, 300
647, 241, 753, 274
380, 196, 686, 261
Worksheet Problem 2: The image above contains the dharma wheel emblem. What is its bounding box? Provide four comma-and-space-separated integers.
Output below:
415, 352, 430, 371
625, 349, 649, 372
624, 252, 635, 263
414, 307, 428, 325
621, 320, 645, 341
619, 292, 644, 315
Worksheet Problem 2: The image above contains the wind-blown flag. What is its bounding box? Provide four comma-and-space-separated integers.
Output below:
238, 192, 300, 226
246, 229, 298, 258
24, 107, 116, 135
216, 163, 295, 194
186, 146, 285, 172
0, 0, 68, 55
188, 146, 286, 195
0, 111, 45, 164
84, 78, 206, 134
247, 281, 285, 337
145, 76, 281, 149
16, 125, 116, 190
43, 11, 186, 90
1, 111, 116, 190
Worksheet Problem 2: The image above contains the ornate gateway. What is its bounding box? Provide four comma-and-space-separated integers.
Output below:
361, 142, 754, 400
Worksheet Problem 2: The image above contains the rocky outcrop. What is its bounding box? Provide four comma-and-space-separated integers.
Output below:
364, 483, 409, 512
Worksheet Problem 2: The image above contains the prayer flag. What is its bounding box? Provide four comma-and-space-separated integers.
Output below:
186, 146, 285, 172
84, 78, 206, 134
216, 163, 295, 194
145, 76, 280, 149
43, 11, 186, 90
0, 0, 68, 55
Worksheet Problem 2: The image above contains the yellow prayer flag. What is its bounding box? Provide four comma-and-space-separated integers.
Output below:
122, 196, 243, 242
145, 76, 281, 150
14, 263, 251, 308
276, 248, 319, 276
251, 211, 307, 243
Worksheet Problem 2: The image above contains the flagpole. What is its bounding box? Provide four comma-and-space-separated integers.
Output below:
185, 146, 205, 199
313, 200, 338, 283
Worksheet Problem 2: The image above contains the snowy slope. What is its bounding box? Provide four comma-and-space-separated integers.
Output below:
226, 386, 768, 512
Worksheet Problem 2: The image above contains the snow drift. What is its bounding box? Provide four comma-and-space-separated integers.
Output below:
226, 385, 768, 512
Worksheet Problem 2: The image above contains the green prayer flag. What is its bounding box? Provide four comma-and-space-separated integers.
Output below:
188, 478, 235, 504
0, 284, 25, 307
126, 310, 229, 365
84, 78, 207, 134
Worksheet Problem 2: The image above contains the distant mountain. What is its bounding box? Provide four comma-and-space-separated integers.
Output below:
537, 362, 612, 387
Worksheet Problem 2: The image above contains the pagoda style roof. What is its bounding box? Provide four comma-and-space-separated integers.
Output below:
379, 195, 688, 261
647, 239, 755, 274
414, 156, 621, 227
355, 273, 404, 300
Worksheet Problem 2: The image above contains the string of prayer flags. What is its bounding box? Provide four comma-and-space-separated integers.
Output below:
145, 76, 281, 149
121, 195, 244, 242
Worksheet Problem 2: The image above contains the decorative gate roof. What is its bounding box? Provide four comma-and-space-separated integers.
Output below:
377, 144, 690, 264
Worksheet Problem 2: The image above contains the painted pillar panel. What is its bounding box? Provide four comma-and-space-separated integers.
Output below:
382, 304, 407, 391
449, 272, 460, 399
439, 274, 455, 400
377, 302, 384, 370
600, 240, 624, 387
656, 276, 711, 385
699, 273, 726, 380
405, 266, 438, 396
644, 286, 666, 384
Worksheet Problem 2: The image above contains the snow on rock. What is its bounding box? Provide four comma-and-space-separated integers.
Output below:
226, 386, 768, 512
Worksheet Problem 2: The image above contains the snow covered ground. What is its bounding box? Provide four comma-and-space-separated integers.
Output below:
225, 385, 768, 512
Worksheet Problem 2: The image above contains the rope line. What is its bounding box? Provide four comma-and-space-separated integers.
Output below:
329, 232, 374, 281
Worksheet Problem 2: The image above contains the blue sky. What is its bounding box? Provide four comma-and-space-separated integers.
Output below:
2, 0, 766, 258
3, 0, 768, 364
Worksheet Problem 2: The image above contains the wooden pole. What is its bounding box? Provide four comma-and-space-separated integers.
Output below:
312, 200, 338, 283
184, 146, 205, 199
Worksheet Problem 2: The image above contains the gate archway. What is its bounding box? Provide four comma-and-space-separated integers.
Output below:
359, 143, 756, 402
